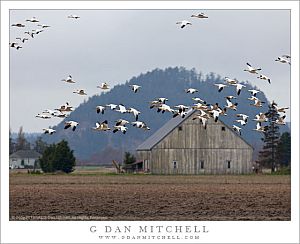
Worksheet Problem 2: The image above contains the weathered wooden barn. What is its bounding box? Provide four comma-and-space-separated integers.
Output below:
136, 110, 253, 174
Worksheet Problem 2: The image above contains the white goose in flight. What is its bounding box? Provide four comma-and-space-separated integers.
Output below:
192, 114, 208, 129
253, 113, 268, 122
10, 43, 22, 50
16, 37, 29, 43
236, 113, 249, 122
214, 83, 227, 92
157, 97, 168, 104
37, 24, 51, 28
273, 105, 289, 113
92, 120, 111, 131
212, 110, 221, 122
97, 82, 110, 90
185, 88, 198, 94
176, 20, 192, 28
257, 74, 271, 84
62, 75, 75, 83
113, 125, 127, 134
224, 77, 238, 85
116, 104, 128, 114
26, 17, 39, 22
172, 110, 188, 119
96, 105, 106, 114
250, 98, 264, 108
36, 113, 51, 119
43, 128, 56, 135
129, 84, 141, 93
225, 99, 238, 111
44, 109, 68, 118
68, 15, 80, 19
12, 23, 25, 27
157, 104, 174, 114
192, 102, 208, 111
247, 96, 259, 102
132, 121, 150, 130
128, 107, 141, 120
24, 31, 35, 38
32, 29, 44, 35
55, 102, 73, 112
9, 42, 19, 48
232, 125, 242, 135
64, 121, 79, 131
233, 83, 246, 96
192, 97, 206, 103
248, 89, 260, 97
225, 95, 237, 101
52, 111, 69, 118
174, 104, 189, 113
235, 119, 247, 126
106, 104, 118, 110
253, 122, 266, 133
275, 56, 290, 65
244, 63, 262, 74
275, 115, 286, 125
150, 100, 162, 109
115, 119, 129, 126
198, 109, 210, 119
43, 109, 56, 115
191, 13, 208, 18
73, 89, 87, 95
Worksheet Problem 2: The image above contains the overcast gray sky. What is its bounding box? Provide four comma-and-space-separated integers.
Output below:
9, 9, 291, 133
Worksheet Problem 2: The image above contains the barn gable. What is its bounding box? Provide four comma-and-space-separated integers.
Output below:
137, 109, 253, 151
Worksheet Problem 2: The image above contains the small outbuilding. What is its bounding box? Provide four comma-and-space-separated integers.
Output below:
136, 110, 253, 174
9, 150, 41, 169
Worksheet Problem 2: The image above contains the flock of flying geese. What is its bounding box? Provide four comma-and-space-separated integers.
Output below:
10, 16, 52, 50
11, 12, 290, 137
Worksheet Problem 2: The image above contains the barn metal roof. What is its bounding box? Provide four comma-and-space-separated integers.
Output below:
10, 150, 42, 159
136, 109, 253, 151
137, 109, 195, 151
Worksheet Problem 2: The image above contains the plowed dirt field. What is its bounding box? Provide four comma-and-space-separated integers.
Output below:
9, 173, 290, 221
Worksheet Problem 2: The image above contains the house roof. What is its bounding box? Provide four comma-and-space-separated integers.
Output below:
136, 109, 253, 151
10, 150, 42, 159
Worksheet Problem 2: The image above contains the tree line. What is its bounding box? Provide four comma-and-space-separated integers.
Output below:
258, 101, 291, 172
10, 126, 48, 154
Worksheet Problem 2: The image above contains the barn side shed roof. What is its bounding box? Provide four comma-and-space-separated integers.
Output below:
136, 109, 253, 151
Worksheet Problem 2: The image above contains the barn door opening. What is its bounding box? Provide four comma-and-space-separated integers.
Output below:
194, 160, 204, 174
144, 159, 149, 173
172, 160, 178, 174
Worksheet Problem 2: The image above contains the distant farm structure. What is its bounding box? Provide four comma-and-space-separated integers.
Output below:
9, 150, 41, 169
136, 110, 253, 174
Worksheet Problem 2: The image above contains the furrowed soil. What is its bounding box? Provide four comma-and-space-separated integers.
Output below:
9, 173, 291, 221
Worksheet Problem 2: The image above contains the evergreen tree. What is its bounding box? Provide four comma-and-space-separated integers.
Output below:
258, 101, 281, 172
39, 144, 56, 173
53, 140, 76, 173
39, 140, 76, 173
123, 152, 136, 165
276, 132, 291, 167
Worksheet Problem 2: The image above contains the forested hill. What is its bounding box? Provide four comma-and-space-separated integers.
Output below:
42, 67, 289, 164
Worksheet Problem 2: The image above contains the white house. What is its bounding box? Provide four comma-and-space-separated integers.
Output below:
9, 150, 41, 169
